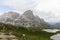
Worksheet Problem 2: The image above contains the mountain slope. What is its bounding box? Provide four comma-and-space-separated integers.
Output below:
0, 23, 54, 40
0, 10, 50, 27
0, 11, 20, 24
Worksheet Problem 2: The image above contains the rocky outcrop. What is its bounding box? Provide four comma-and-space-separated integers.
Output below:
0, 10, 50, 27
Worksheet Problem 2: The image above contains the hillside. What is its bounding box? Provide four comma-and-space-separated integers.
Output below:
0, 23, 54, 40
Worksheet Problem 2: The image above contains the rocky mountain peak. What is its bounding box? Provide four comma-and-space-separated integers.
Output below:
0, 10, 50, 27
23, 10, 34, 16
1, 11, 20, 19
22, 10, 35, 20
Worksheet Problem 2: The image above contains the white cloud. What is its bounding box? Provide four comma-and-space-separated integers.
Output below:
4, 0, 26, 7
3, 0, 38, 11
36, 0, 60, 12
35, 0, 60, 23
1, 0, 60, 23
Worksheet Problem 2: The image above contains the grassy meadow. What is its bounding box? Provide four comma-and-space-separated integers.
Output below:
0, 23, 55, 40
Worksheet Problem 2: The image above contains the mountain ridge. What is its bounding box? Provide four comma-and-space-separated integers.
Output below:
0, 10, 50, 27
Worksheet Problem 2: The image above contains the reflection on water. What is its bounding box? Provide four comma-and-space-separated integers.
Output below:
51, 34, 60, 40
42, 29, 60, 40
42, 29, 60, 33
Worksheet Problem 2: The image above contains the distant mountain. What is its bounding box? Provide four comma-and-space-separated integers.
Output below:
52, 23, 60, 28
0, 10, 50, 27
0, 12, 20, 23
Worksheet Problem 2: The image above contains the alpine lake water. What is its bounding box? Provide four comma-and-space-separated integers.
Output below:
42, 29, 60, 40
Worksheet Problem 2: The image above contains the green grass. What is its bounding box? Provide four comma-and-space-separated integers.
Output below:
0, 23, 54, 40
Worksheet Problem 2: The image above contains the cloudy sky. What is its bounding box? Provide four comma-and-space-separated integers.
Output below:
0, 0, 60, 23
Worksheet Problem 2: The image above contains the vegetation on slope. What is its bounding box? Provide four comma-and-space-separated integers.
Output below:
0, 23, 54, 40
